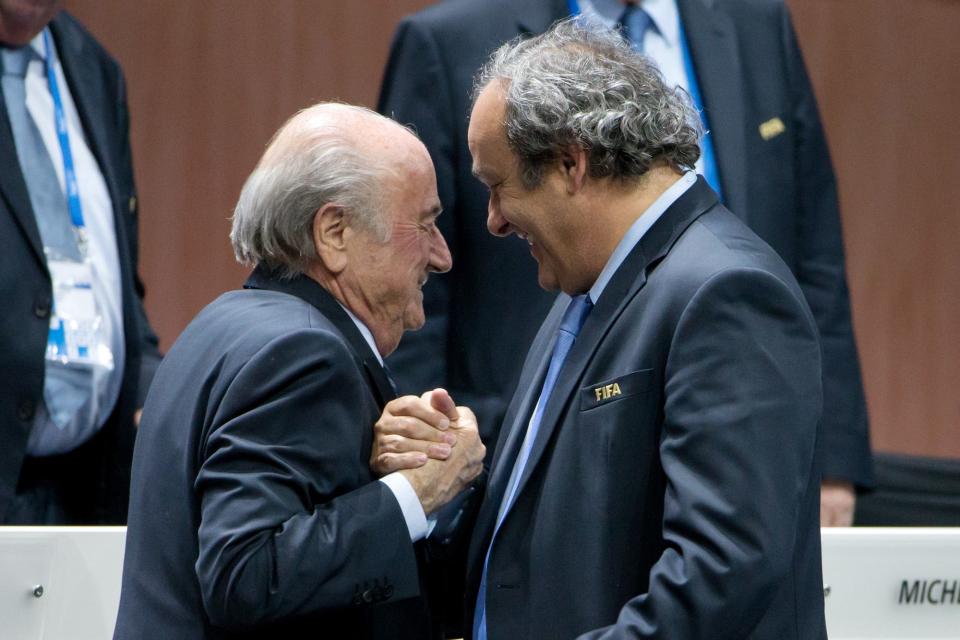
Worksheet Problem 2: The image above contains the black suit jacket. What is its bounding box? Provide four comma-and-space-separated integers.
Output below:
467, 179, 826, 639
0, 11, 161, 523
378, 0, 873, 486
115, 267, 436, 639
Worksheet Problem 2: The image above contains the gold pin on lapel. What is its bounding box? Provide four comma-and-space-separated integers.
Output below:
593, 382, 622, 402
128, 196, 137, 214
758, 117, 785, 141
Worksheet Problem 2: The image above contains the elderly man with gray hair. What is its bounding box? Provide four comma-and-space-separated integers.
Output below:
114, 103, 485, 639
380, 18, 826, 639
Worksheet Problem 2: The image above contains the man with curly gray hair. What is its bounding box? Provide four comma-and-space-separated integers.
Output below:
460, 19, 826, 639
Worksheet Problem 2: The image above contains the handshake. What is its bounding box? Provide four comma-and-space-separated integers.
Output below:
371, 389, 486, 515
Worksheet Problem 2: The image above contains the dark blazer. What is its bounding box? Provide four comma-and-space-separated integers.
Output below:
115, 267, 435, 639
0, 11, 161, 523
378, 0, 873, 487
467, 179, 826, 639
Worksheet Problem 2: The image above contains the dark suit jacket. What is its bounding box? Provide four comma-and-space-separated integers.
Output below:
378, 0, 873, 487
467, 178, 826, 639
115, 267, 436, 639
0, 11, 161, 523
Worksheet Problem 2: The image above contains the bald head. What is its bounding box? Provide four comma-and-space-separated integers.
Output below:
264, 103, 423, 167
231, 102, 431, 277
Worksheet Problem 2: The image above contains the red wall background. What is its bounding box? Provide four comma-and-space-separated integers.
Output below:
64, 0, 960, 458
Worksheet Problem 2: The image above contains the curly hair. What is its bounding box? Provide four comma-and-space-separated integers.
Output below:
474, 18, 703, 188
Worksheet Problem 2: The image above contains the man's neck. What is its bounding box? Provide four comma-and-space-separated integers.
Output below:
586, 165, 683, 264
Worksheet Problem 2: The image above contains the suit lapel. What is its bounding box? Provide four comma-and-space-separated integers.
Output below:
478, 300, 564, 530
466, 298, 562, 589
678, 0, 749, 222
502, 179, 720, 526
243, 265, 397, 409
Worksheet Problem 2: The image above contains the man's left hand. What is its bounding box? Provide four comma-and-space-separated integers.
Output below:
820, 480, 855, 527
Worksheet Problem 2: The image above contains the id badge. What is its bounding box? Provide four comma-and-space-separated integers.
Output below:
45, 258, 112, 370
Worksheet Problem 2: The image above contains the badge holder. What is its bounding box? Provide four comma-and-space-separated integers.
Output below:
44, 242, 114, 374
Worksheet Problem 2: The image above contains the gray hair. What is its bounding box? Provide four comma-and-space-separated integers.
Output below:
475, 18, 703, 188
230, 104, 393, 278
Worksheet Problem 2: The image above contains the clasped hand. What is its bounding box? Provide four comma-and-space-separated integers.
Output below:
371, 389, 485, 515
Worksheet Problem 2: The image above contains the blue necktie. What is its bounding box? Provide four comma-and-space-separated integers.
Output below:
474, 294, 594, 640
2, 45, 79, 260
620, 3, 654, 52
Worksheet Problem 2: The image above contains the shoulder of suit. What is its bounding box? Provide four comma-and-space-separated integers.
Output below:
681, 207, 797, 281
52, 11, 123, 73
201, 289, 352, 356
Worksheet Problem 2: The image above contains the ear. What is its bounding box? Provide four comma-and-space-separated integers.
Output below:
558, 145, 589, 194
312, 203, 349, 274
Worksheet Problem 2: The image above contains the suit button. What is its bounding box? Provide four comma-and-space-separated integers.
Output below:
362, 589, 375, 603
17, 399, 35, 421
382, 585, 394, 599
34, 296, 51, 319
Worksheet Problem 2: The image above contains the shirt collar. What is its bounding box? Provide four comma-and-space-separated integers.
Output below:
578, 0, 680, 47
338, 303, 385, 366
588, 171, 696, 304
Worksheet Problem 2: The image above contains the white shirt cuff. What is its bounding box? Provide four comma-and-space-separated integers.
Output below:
379, 473, 430, 542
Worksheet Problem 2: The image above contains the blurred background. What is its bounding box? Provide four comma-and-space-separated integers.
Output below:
62, 0, 959, 460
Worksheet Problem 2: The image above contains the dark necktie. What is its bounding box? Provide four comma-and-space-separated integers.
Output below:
1, 45, 79, 260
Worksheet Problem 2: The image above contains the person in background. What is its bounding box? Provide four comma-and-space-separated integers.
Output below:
379, 0, 873, 527
0, 0, 161, 524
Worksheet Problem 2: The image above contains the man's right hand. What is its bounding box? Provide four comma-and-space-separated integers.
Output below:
375, 389, 485, 515
372, 389, 461, 475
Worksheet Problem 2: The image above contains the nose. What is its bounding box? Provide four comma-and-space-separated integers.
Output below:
486, 193, 511, 237
427, 225, 452, 274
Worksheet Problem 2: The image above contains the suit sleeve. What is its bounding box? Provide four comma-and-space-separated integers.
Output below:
193, 330, 420, 630
779, 4, 874, 487
379, 17, 455, 399
113, 65, 162, 406
580, 267, 822, 639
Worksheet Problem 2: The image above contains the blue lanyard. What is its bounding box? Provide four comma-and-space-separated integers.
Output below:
677, 23, 723, 199
41, 29, 87, 248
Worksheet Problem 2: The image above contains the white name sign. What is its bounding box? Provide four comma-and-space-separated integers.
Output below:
823, 528, 960, 638
0, 527, 125, 640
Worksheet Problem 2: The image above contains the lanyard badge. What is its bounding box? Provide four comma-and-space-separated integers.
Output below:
39, 29, 113, 374
46, 258, 112, 370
